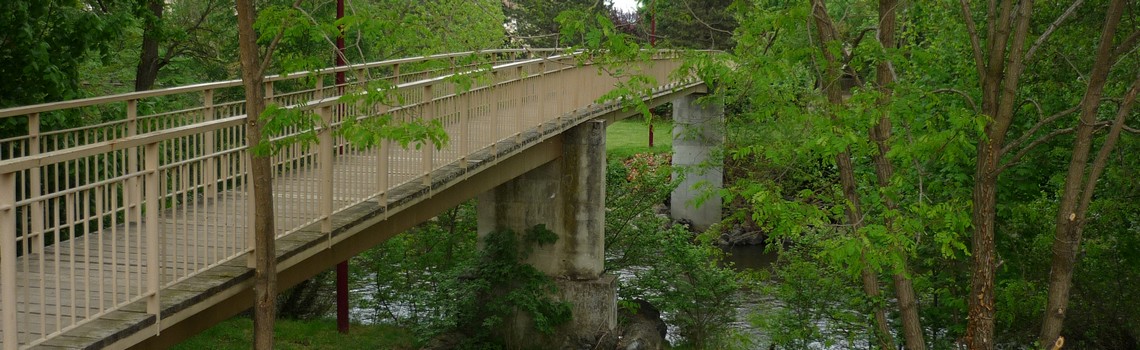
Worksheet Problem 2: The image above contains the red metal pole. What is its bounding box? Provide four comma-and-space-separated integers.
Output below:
335, 0, 349, 335
648, 0, 656, 148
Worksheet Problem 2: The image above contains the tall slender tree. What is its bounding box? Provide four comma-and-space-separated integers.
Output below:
956, 1, 1139, 347
234, 0, 278, 347
1039, 0, 1138, 344
957, 0, 1036, 346
872, 0, 925, 348
807, 1, 896, 348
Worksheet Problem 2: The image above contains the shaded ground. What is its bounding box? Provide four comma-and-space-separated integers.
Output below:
173, 317, 414, 350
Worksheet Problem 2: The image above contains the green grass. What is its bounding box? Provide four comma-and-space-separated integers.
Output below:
606, 118, 673, 160
173, 317, 414, 350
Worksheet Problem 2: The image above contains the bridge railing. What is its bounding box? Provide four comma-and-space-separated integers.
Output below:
0, 50, 690, 349
0, 49, 562, 160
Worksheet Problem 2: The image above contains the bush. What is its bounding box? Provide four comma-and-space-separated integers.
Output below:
606, 155, 746, 348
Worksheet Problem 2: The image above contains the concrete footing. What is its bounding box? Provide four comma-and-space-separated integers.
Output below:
477, 120, 614, 348
670, 94, 724, 232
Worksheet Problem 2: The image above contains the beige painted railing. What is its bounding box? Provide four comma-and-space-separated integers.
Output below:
0, 49, 689, 349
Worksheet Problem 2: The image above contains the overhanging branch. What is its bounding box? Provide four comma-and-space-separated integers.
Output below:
1001, 104, 1080, 156
932, 88, 980, 113
1025, 0, 1083, 62
996, 127, 1076, 174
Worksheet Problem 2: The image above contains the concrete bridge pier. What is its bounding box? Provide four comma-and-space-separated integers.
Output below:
476, 120, 615, 347
671, 93, 725, 232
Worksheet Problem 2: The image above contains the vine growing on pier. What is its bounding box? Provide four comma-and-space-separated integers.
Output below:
445, 224, 572, 349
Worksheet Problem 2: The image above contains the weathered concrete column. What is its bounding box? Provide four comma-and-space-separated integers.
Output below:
477, 119, 615, 346
671, 93, 724, 231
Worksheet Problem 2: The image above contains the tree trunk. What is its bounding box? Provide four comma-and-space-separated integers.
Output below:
873, 1, 925, 348
965, 0, 1034, 348
1040, 1, 1129, 344
235, 0, 277, 349
134, 0, 163, 91
966, 162, 998, 350
808, 1, 895, 348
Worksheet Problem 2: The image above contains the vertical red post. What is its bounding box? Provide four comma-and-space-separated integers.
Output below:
335, 0, 350, 335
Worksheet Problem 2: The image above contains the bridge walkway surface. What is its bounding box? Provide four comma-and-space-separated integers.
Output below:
0, 50, 703, 349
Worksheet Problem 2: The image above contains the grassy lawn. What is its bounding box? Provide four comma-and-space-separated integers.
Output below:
606, 118, 673, 160
173, 317, 414, 350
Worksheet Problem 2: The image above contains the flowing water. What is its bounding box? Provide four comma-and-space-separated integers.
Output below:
720, 245, 780, 347
347, 244, 851, 348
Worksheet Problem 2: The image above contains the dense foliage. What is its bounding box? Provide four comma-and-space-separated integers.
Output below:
606, 154, 746, 348
6, 0, 1138, 348
0, 1, 128, 107
710, 0, 1140, 348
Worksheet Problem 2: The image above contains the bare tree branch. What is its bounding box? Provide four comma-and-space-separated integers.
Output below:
985, 0, 998, 46
680, 0, 734, 35
1025, 0, 1084, 62
1021, 98, 1045, 118
959, 0, 987, 80
1001, 104, 1080, 156
1079, 71, 1139, 216
932, 88, 980, 113
842, 27, 879, 66
989, 0, 1034, 144
1112, 29, 1140, 63
763, 28, 780, 55
997, 127, 1076, 174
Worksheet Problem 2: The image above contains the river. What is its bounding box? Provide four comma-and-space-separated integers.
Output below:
719, 245, 779, 347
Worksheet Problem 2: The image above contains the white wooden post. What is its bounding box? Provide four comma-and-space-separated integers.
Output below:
203, 90, 217, 199
319, 106, 334, 236
127, 100, 141, 224
422, 85, 433, 186
28, 113, 43, 253
144, 142, 162, 320
1, 171, 17, 350
516, 66, 525, 143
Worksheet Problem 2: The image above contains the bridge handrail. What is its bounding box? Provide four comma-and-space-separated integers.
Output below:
0, 51, 686, 176
0, 48, 565, 119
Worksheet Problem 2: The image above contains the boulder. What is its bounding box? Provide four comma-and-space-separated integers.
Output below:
615, 299, 668, 350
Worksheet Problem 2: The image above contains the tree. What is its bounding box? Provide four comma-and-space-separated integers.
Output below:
650, 0, 737, 50
955, 1, 1137, 347
0, 1, 126, 107
133, 0, 229, 91
234, 0, 279, 347
503, 0, 604, 47
134, 0, 164, 91
1039, 0, 1138, 344
870, 0, 925, 347
806, 1, 896, 347
231, 1, 496, 346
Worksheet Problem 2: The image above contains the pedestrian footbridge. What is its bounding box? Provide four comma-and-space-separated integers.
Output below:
0, 49, 712, 349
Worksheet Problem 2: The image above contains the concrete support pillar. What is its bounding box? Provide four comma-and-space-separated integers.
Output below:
671, 93, 724, 231
477, 120, 615, 346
